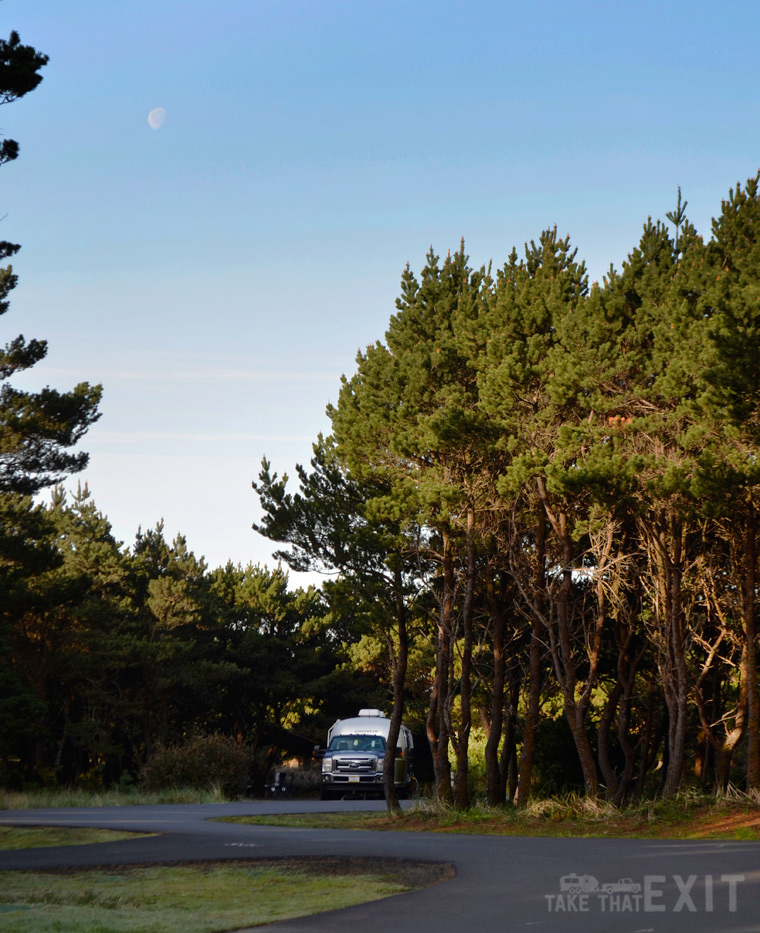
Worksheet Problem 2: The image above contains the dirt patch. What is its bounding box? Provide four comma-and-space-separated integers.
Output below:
684, 810, 760, 839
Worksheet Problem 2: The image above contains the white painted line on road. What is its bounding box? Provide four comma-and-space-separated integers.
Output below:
224, 843, 259, 848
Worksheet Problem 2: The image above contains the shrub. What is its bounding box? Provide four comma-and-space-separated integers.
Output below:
139, 734, 251, 798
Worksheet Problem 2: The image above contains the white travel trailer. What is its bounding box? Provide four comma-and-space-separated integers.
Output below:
319, 709, 414, 800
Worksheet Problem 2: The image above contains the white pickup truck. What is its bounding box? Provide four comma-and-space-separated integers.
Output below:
318, 709, 415, 800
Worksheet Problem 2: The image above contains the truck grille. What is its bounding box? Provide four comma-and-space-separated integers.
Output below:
333, 756, 376, 773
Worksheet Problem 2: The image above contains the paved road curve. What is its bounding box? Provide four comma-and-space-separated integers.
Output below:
1, 800, 759, 932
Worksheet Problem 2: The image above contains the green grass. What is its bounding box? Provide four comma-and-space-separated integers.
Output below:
218, 787, 760, 840
0, 785, 231, 810
0, 859, 450, 932
0, 826, 152, 850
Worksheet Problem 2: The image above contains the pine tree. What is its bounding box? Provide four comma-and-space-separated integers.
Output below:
327, 243, 501, 806
0, 29, 101, 781
0, 29, 101, 497
0, 31, 48, 165
478, 229, 603, 799
254, 436, 425, 809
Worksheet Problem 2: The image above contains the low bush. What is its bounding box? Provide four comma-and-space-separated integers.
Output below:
140, 734, 251, 798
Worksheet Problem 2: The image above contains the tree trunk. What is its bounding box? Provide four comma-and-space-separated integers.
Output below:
454, 508, 475, 809
715, 652, 746, 790
548, 500, 599, 796
636, 684, 662, 795
485, 572, 506, 805
384, 569, 408, 812
501, 671, 521, 803
662, 517, 688, 797
427, 529, 454, 802
742, 505, 760, 788
614, 630, 645, 804
516, 506, 545, 807
641, 512, 688, 798
597, 681, 624, 799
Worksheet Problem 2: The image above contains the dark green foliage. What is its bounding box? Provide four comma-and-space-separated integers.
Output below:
0, 486, 347, 788
0, 28, 101, 498
0, 30, 48, 166
139, 734, 251, 797
0, 31, 48, 106
0, 382, 103, 495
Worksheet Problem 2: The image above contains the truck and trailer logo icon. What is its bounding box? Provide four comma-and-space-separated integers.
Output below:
560, 874, 641, 894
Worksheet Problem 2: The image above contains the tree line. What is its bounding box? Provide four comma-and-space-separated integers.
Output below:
256, 174, 760, 808
1, 484, 380, 789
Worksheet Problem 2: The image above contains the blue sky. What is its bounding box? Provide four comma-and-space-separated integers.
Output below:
4, 0, 760, 579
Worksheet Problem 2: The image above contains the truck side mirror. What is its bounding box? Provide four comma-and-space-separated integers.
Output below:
313, 745, 325, 759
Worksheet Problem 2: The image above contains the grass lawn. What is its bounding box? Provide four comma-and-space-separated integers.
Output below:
0, 826, 153, 850
0, 858, 451, 932
219, 791, 760, 840
0, 787, 231, 810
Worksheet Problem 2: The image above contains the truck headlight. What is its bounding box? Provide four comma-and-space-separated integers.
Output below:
322, 757, 333, 773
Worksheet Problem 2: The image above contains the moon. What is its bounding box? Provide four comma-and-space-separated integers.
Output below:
148, 107, 166, 130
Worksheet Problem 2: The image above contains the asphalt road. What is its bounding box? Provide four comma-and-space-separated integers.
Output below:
1, 800, 759, 932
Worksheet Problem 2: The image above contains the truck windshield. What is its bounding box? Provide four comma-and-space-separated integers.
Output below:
329, 735, 386, 753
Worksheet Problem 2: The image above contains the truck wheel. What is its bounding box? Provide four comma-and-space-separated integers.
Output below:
320, 787, 334, 801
